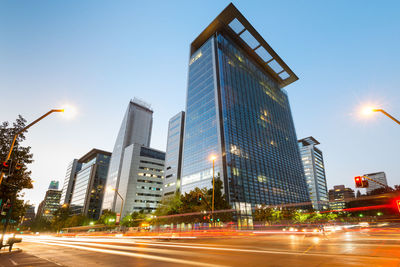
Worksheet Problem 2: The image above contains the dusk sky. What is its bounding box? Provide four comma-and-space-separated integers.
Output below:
1, 0, 399, 209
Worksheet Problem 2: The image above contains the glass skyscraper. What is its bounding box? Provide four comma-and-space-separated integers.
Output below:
70, 149, 111, 219
180, 4, 309, 207
61, 159, 82, 205
163, 111, 185, 197
298, 137, 329, 210
102, 98, 153, 213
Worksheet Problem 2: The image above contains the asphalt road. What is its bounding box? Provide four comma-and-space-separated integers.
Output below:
2, 231, 400, 267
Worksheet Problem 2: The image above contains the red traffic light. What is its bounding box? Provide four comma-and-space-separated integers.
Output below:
396, 200, 400, 214
354, 176, 363, 188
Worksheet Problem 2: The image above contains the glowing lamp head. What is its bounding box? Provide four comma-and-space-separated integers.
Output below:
106, 186, 116, 193
60, 104, 77, 119
361, 106, 378, 116
209, 155, 217, 161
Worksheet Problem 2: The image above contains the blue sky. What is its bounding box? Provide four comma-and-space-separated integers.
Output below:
1, 0, 399, 209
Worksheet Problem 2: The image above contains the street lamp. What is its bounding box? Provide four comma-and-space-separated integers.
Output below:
107, 186, 124, 223
0, 109, 65, 186
209, 155, 217, 226
362, 106, 400, 125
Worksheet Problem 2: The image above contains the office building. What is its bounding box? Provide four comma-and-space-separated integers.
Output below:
102, 99, 154, 213
61, 159, 82, 205
117, 144, 165, 216
70, 149, 111, 220
298, 137, 329, 210
328, 185, 355, 210
163, 111, 185, 197
48, 180, 59, 190
37, 182, 62, 220
364, 172, 387, 194
180, 4, 309, 207
22, 204, 35, 226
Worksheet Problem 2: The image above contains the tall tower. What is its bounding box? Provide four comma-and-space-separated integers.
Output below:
298, 137, 329, 210
102, 98, 153, 212
163, 111, 185, 197
180, 4, 309, 207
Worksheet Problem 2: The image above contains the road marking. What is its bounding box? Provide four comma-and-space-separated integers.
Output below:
25, 252, 63, 266
9, 259, 17, 266
36, 241, 226, 267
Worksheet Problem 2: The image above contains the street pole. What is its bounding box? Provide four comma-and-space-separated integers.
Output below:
0, 109, 64, 185
212, 158, 215, 227
373, 109, 400, 126
115, 190, 124, 224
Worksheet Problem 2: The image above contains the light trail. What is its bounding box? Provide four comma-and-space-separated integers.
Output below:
34, 241, 226, 267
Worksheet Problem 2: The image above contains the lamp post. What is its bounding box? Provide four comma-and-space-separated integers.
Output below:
371, 109, 400, 126
0, 109, 64, 186
210, 155, 217, 226
107, 186, 124, 224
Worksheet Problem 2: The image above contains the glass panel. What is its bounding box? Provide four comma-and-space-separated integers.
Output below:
279, 71, 290, 80
228, 18, 245, 34
268, 60, 284, 73
240, 30, 259, 49
254, 47, 272, 62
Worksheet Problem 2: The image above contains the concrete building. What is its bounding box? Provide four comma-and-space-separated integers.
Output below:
179, 3, 309, 207
61, 159, 82, 205
117, 144, 165, 216
298, 137, 329, 210
328, 185, 355, 210
70, 149, 111, 220
364, 172, 388, 194
102, 98, 154, 214
163, 111, 185, 197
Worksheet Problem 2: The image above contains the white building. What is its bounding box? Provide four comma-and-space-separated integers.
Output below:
298, 137, 329, 210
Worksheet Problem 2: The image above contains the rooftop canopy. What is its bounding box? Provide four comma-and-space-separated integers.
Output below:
191, 3, 298, 88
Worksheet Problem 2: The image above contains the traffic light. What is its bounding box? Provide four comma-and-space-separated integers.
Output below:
1, 200, 12, 216
197, 194, 202, 203
362, 179, 369, 188
1, 160, 11, 174
396, 200, 400, 214
355, 176, 362, 188
217, 218, 220, 222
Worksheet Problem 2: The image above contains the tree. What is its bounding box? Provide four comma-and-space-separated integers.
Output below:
0, 116, 34, 228
52, 206, 72, 232
121, 211, 147, 227
97, 209, 116, 225
293, 210, 310, 223
253, 205, 273, 224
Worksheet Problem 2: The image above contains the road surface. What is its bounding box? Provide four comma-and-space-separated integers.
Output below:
1, 231, 400, 266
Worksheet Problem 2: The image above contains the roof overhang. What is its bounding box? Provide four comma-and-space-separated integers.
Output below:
190, 3, 298, 88
79, 148, 112, 163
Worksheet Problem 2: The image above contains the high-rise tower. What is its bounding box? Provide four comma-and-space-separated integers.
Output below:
298, 137, 329, 210
102, 99, 153, 212
180, 4, 309, 207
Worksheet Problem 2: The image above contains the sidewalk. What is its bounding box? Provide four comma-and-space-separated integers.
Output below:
0, 250, 62, 267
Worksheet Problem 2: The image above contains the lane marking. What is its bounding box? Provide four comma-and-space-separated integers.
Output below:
25, 252, 63, 266
9, 259, 17, 266
36, 241, 226, 267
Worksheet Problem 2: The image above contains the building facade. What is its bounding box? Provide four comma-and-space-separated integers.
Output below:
364, 172, 387, 194
180, 4, 310, 207
22, 204, 35, 226
117, 144, 165, 217
37, 182, 62, 221
61, 159, 82, 205
102, 99, 153, 213
328, 185, 355, 210
70, 149, 111, 220
163, 111, 185, 197
298, 137, 329, 210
